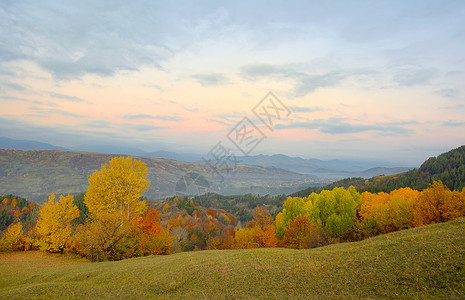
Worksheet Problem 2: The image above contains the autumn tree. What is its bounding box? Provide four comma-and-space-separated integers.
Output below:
442, 189, 465, 221
84, 156, 149, 220
0, 222, 24, 250
238, 206, 278, 248
35, 194, 80, 253
357, 188, 418, 237
275, 197, 307, 239
282, 215, 312, 249
251, 206, 274, 229
413, 181, 451, 226
359, 192, 391, 234
79, 157, 151, 260
234, 227, 257, 249
137, 208, 174, 255
388, 188, 418, 230
76, 211, 132, 261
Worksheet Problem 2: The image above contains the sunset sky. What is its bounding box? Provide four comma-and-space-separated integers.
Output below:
1, 1, 464, 165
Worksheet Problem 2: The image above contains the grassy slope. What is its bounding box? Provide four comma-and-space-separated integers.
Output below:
1, 219, 464, 299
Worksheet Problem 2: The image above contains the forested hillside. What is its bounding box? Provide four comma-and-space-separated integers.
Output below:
294, 145, 465, 196
0, 150, 320, 203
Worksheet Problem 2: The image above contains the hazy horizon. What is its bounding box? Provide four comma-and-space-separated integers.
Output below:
1, 1, 464, 166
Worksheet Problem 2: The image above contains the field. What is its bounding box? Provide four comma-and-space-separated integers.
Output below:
1, 218, 464, 299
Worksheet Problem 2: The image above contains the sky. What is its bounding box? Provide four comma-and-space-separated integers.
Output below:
1, 0, 464, 166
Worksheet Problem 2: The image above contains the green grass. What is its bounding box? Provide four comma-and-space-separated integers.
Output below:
1, 218, 465, 299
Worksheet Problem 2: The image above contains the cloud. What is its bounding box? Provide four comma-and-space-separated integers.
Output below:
1, 1, 170, 79
29, 106, 84, 119
2, 82, 26, 91
130, 124, 168, 131
50, 93, 87, 103
208, 112, 243, 126
48, 109, 84, 119
0, 116, 157, 148
185, 107, 199, 112
240, 63, 344, 97
434, 88, 460, 98
123, 114, 180, 121
1, 95, 31, 102
84, 120, 112, 129
443, 120, 465, 127
288, 106, 321, 113
275, 118, 415, 135
393, 66, 437, 86
192, 73, 229, 86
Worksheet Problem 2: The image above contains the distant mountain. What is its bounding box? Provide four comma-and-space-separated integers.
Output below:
0, 138, 410, 178
235, 154, 411, 178
144, 150, 203, 163
358, 167, 412, 178
69, 144, 146, 156
0, 150, 323, 203
0, 137, 67, 151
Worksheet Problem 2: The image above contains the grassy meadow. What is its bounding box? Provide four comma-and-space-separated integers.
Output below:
1, 218, 464, 299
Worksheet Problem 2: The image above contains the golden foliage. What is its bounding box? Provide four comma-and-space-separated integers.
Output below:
0, 222, 24, 250
35, 194, 80, 253
413, 181, 450, 226
84, 157, 149, 219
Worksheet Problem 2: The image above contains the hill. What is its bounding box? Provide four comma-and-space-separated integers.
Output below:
294, 145, 465, 196
1, 218, 464, 298
0, 137, 66, 151
0, 150, 321, 203
236, 154, 411, 177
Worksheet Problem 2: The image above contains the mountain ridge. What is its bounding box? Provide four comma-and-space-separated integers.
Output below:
0, 137, 411, 178
0, 149, 321, 203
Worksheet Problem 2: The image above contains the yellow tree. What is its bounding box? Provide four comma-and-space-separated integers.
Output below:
76, 211, 132, 261
275, 197, 307, 239
85, 157, 149, 220
36, 194, 80, 253
442, 189, 465, 221
0, 222, 24, 250
234, 227, 257, 249
359, 192, 391, 233
388, 188, 418, 230
413, 181, 451, 226
80, 157, 150, 260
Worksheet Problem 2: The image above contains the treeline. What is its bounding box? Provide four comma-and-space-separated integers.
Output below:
273, 182, 465, 249
190, 193, 286, 225
0, 194, 37, 232
1, 156, 465, 260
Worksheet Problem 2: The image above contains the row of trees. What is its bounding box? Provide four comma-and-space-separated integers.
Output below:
271, 181, 465, 249
1, 156, 464, 258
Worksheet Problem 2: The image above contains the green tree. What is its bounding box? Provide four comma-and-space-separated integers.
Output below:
310, 187, 360, 237
275, 197, 307, 239
0, 208, 13, 231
